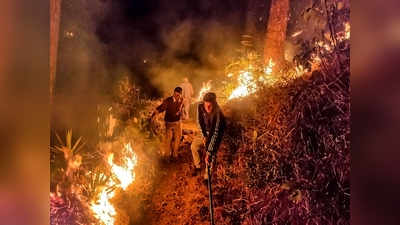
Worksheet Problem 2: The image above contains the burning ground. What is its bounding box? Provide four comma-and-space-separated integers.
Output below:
50, 58, 350, 225
50, 54, 350, 225
51, 0, 350, 224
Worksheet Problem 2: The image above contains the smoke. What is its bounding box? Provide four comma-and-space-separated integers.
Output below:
94, 0, 248, 96
52, 0, 113, 142
150, 18, 245, 95
52, 0, 248, 142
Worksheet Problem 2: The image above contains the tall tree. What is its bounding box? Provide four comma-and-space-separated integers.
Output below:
264, 0, 289, 66
50, 0, 62, 105
244, 0, 270, 52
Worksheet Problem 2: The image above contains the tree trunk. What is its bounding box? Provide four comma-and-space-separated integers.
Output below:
264, 0, 289, 66
50, 0, 62, 105
244, 0, 270, 52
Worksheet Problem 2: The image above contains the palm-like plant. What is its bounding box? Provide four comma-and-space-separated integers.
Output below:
51, 129, 87, 179
53, 129, 85, 160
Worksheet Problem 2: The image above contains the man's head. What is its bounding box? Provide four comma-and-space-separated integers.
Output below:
173, 87, 182, 100
203, 92, 217, 113
183, 77, 189, 83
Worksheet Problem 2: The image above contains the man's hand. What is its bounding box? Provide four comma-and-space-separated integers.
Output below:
205, 152, 212, 166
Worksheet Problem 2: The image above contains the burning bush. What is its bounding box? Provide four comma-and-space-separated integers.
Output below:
51, 85, 165, 225
213, 48, 350, 224
50, 130, 98, 225
50, 129, 142, 225
212, 4, 350, 219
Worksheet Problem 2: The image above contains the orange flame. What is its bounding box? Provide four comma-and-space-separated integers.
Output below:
90, 143, 137, 225
197, 80, 212, 101
228, 59, 275, 100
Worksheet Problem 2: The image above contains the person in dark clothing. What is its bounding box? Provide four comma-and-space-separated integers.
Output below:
191, 92, 225, 180
151, 87, 184, 159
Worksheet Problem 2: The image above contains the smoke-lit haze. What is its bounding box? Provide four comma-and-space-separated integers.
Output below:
53, 0, 249, 137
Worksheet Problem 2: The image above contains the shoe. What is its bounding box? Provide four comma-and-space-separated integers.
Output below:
191, 167, 201, 176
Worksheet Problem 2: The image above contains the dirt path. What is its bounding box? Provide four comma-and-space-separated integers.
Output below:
146, 120, 212, 225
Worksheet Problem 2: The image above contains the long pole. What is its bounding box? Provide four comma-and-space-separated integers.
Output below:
207, 164, 215, 225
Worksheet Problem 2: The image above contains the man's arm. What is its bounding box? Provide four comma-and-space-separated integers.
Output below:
151, 98, 167, 118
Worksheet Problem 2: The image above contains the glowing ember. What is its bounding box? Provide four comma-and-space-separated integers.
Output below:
337, 22, 350, 42
197, 80, 212, 101
228, 59, 275, 100
228, 71, 257, 100
291, 30, 303, 37
264, 59, 275, 75
295, 65, 307, 76
345, 22, 350, 39
316, 41, 332, 52
90, 143, 137, 225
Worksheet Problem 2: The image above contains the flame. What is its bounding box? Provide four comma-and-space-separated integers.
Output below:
107, 144, 137, 190
228, 59, 275, 100
264, 59, 275, 75
345, 22, 350, 39
316, 41, 332, 52
295, 65, 306, 76
90, 182, 117, 225
197, 80, 212, 101
90, 143, 137, 225
336, 22, 350, 42
228, 71, 257, 100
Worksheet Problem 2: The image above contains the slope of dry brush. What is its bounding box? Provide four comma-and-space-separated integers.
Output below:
214, 66, 350, 225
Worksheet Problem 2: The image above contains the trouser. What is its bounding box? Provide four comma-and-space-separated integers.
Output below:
191, 134, 210, 179
164, 121, 182, 158
182, 98, 191, 120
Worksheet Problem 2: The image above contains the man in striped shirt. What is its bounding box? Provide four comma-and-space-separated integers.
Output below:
191, 92, 225, 180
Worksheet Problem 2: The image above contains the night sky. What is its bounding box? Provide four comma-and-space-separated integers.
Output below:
57, 0, 250, 98
96, 0, 247, 54
94, 0, 248, 96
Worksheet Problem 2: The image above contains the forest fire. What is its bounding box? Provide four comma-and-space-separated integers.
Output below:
228, 59, 275, 100
264, 58, 275, 75
90, 185, 117, 225
338, 22, 351, 41
107, 144, 137, 190
50, 0, 350, 224
90, 143, 137, 225
345, 22, 350, 39
228, 70, 256, 100
197, 80, 212, 101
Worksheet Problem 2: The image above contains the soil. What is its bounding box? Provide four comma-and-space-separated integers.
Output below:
145, 120, 212, 225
